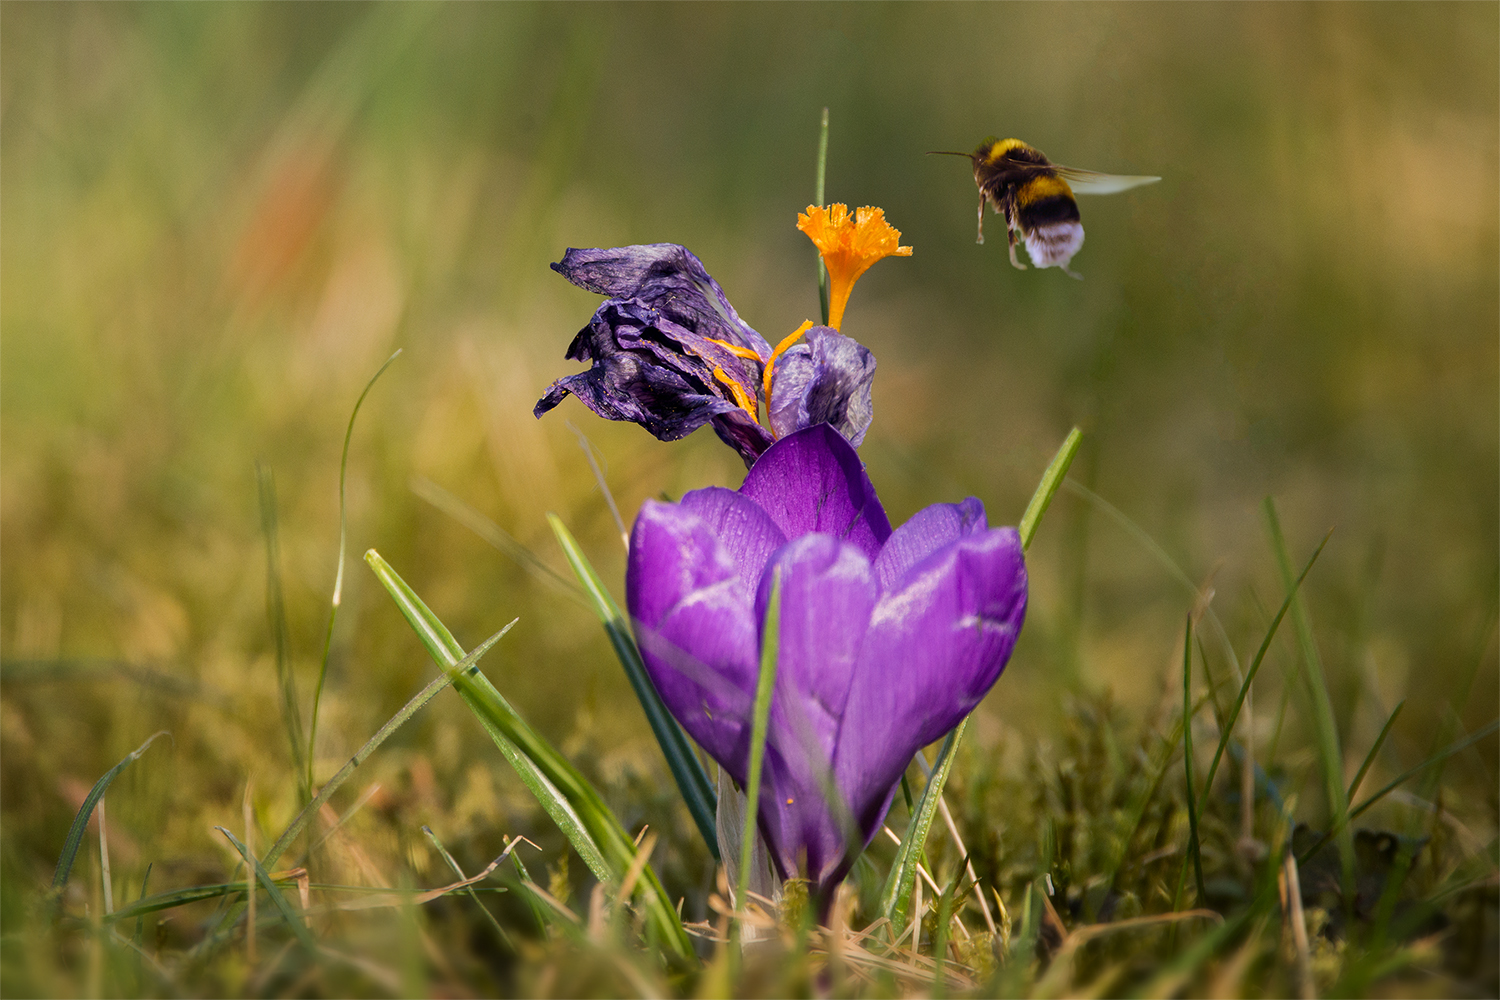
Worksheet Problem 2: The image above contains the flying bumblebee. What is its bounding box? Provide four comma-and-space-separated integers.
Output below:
930, 138, 1159, 279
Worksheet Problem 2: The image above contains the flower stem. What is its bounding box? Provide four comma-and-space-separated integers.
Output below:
816, 107, 830, 327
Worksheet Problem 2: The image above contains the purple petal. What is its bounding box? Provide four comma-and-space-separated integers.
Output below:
833, 527, 1027, 838
535, 297, 770, 462
872, 497, 988, 593
552, 245, 771, 359
752, 535, 878, 884
678, 486, 787, 600
627, 500, 759, 774
739, 425, 892, 561
766, 326, 877, 446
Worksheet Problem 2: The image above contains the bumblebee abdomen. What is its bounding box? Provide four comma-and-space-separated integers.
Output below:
1015, 175, 1080, 232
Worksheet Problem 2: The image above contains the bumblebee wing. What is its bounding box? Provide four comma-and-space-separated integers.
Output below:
1052, 164, 1161, 195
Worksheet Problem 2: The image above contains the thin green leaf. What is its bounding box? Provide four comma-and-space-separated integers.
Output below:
816, 107, 830, 326
261, 622, 515, 872
308, 348, 402, 799
738, 568, 781, 934
879, 717, 968, 934
1195, 529, 1331, 817
364, 549, 608, 883
364, 549, 693, 960
51, 731, 170, 893
1348, 701, 1404, 802
1264, 498, 1353, 900
1298, 718, 1500, 865
1182, 615, 1206, 906
547, 514, 718, 858
257, 464, 308, 803
423, 825, 516, 951
217, 826, 316, 952
1019, 427, 1082, 551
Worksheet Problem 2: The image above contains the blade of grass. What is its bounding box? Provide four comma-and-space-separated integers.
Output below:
816, 107, 830, 326
1019, 427, 1082, 550
1182, 615, 1207, 906
256, 463, 308, 804
1297, 718, 1500, 865
547, 514, 718, 858
1264, 498, 1353, 903
1195, 530, 1331, 819
411, 477, 586, 604
217, 827, 316, 953
422, 826, 516, 951
1347, 701, 1404, 802
878, 717, 968, 935
364, 549, 694, 960
51, 731, 170, 893
307, 348, 402, 799
930, 855, 972, 998
260, 622, 515, 872
736, 567, 781, 939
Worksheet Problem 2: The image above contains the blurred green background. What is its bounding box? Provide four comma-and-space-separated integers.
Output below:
3, 0, 1495, 977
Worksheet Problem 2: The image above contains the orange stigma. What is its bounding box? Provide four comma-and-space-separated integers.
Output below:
797, 204, 912, 330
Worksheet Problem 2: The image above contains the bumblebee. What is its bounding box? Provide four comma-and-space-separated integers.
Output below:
930, 138, 1159, 279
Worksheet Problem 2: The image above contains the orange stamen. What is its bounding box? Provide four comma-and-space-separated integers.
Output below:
797, 204, 912, 330
763, 320, 814, 405
705, 338, 765, 362
713, 366, 760, 423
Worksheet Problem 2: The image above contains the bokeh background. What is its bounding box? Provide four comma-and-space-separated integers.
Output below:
3, 2, 1495, 988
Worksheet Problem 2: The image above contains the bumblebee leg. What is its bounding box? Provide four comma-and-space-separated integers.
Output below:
1006, 226, 1027, 271
1061, 262, 1083, 281
975, 192, 986, 245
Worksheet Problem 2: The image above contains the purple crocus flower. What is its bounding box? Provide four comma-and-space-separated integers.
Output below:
627, 423, 1027, 903
535, 244, 875, 465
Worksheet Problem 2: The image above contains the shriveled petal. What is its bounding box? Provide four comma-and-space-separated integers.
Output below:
627, 500, 760, 774
872, 497, 987, 593
752, 535, 877, 884
552, 244, 771, 359
766, 325, 877, 447
535, 297, 771, 462
739, 425, 892, 561
833, 527, 1027, 839
678, 486, 787, 600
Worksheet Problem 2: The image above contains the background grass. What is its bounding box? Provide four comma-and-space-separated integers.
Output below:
2, 3, 1496, 996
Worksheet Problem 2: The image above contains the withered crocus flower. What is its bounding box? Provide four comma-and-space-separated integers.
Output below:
626, 424, 1027, 905
535, 205, 910, 465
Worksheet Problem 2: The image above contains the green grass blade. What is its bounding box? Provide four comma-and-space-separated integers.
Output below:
547, 514, 718, 859
257, 464, 309, 803
364, 549, 609, 883
1019, 427, 1082, 551
816, 106, 830, 326
737, 568, 781, 932
878, 716, 968, 934
50, 731, 170, 892
260, 622, 515, 872
1195, 529, 1331, 816
1263, 498, 1353, 900
422, 825, 516, 951
307, 348, 402, 799
217, 827, 317, 952
1182, 615, 1207, 906
1348, 701, 1404, 802
1298, 718, 1500, 865
364, 549, 694, 960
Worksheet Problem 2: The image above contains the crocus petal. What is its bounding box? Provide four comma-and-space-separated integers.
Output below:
552, 244, 771, 359
766, 325, 877, 446
627, 500, 760, 773
678, 486, 787, 599
872, 497, 987, 592
739, 425, 892, 561
752, 535, 878, 884
539, 247, 775, 464
833, 527, 1027, 838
